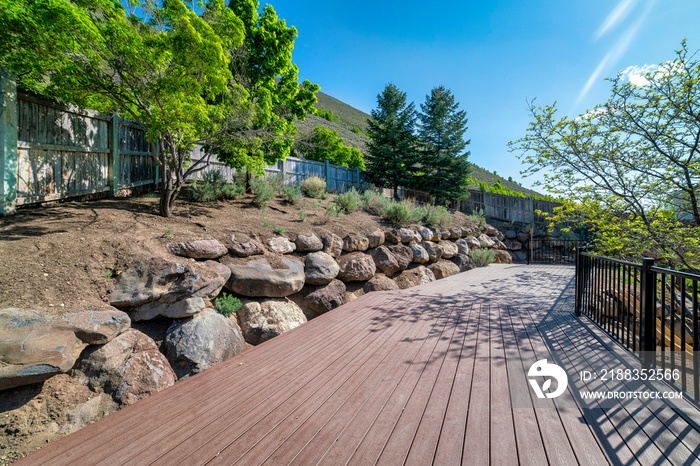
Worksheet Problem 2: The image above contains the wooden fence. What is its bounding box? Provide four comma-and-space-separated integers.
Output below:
459, 190, 560, 223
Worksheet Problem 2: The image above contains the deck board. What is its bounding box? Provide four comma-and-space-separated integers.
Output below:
18, 264, 700, 465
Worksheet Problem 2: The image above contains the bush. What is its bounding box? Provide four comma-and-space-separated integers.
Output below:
267, 172, 286, 193
360, 190, 390, 215
383, 200, 421, 226
299, 208, 307, 222
202, 170, 227, 186
471, 249, 495, 267
273, 226, 286, 235
215, 293, 242, 317
422, 205, 452, 228
188, 182, 219, 202
218, 182, 244, 200
334, 188, 361, 213
301, 176, 327, 198
251, 178, 274, 206
466, 208, 486, 224
280, 186, 302, 205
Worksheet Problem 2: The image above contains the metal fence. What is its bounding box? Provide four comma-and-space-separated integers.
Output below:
530, 238, 583, 264
575, 250, 700, 404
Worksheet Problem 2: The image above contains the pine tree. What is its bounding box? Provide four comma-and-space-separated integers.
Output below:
417, 86, 471, 202
366, 83, 419, 199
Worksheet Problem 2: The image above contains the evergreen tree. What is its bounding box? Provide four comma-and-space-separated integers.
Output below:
365, 83, 418, 199
417, 86, 471, 202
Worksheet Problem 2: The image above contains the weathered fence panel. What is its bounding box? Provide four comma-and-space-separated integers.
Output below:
118, 120, 153, 188
284, 157, 325, 186
459, 190, 561, 224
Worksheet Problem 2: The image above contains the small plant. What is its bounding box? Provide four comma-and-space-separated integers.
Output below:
202, 170, 226, 186
163, 228, 173, 237
319, 191, 328, 200
273, 226, 286, 235
299, 208, 307, 222
215, 293, 242, 317
263, 221, 271, 228
218, 182, 245, 200
260, 202, 268, 220
360, 190, 390, 215
466, 208, 486, 224
334, 188, 361, 214
251, 178, 275, 206
267, 172, 286, 193
312, 199, 320, 211
471, 249, 495, 267
280, 186, 302, 205
383, 199, 421, 226
422, 205, 452, 228
301, 176, 327, 198
102, 269, 113, 280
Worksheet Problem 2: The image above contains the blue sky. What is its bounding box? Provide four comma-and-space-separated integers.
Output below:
267, 0, 700, 190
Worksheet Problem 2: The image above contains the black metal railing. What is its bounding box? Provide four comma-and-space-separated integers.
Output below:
575, 249, 700, 403
529, 238, 583, 264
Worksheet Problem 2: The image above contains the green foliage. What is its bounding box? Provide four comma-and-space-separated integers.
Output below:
250, 178, 274, 206
273, 226, 286, 235
299, 208, 307, 221
215, 293, 242, 317
334, 188, 361, 214
266, 173, 286, 193
316, 106, 335, 122
465, 208, 486, 224
417, 86, 471, 202
421, 205, 452, 228
383, 200, 421, 226
319, 191, 328, 200
280, 185, 302, 205
294, 127, 365, 169
188, 171, 244, 202
260, 202, 268, 220
163, 228, 173, 238
470, 249, 495, 267
301, 176, 327, 198
360, 190, 391, 215
218, 183, 245, 200
365, 83, 419, 199
262, 220, 271, 227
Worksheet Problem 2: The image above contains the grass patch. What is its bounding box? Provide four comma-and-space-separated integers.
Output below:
465, 208, 486, 224
470, 249, 495, 267
273, 226, 286, 235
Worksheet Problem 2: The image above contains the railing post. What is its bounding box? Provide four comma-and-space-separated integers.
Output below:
575, 246, 585, 315
640, 257, 656, 367
0, 68, 18, 216
109, 114, 120, 196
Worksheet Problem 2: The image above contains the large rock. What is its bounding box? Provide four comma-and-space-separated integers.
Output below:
337, 252, 376, 282
516, 232, 530, 243
167, 240, 228, 260
429, 261, 460, 279
483, 225, 500, 237
165, 309, 245, 378
410, 244, 430, 264
367, 230, 386, 249
53, 310, 131, 345
450, 254, 477, 272
440, 229, 451, 240
386, 228, 414, 244
477, 234, 496, 249
343, 234, 370, 252
302, 280, 347, 315
73, 329, 176, 405
440, 241, 458, 259
228, 237, 265, 257
455, 238, 470, 255
505, 230, 517, 239
495, 250, 514, 264
110, 258, 230, 308
371, 246, 401, 277
505, 239, 522, 251
305, 252, 340, 285
493, 239, 508, 250
394, 266, 436, 289
268, 237, 296, 254
466, 236, 481, 250
388, 245, 413, 270
449, 228, 462, 239
419, 227, 433, 241
226, 258, 305, 298
363, 274, 399, 293
321, 233, 344, 258
129, 297, 206, 322
295, 233, 323, 252
237, 299, 307, 345
422, 241, 443, 262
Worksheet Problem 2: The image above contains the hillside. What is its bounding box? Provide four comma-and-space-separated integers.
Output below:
296, 90, 541, 197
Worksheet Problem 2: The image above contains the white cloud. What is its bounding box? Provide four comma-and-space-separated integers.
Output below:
619, 61, 684, 86
596, 0, 636, 39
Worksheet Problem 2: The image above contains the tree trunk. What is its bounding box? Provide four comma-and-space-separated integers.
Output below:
159, 171, 177, 218
245, 169, 252, 194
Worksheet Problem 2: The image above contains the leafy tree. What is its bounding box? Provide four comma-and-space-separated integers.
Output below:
223, 0, 319, 184
510, 41, 700, 270
294, 127, 365, 169
365, 83, 418, 199
417, 85, 471, 202
0, 0, 253, 217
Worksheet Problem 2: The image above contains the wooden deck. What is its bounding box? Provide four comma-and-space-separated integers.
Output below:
19, 264, 700, 465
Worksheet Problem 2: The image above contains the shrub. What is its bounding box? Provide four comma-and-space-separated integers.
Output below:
360, 190, 390, 215
202, 170, 226, 186
266, 172, 286, 193
299, 208, 307, 222
319, 190, 328, 200
466, 208, 486, 224
251, 178, 274, 206
280, 186, 302, 205
188, 182, 218, 202
471, 249, 495, 267
301, 176, 327, 198
218, 182, 244, 200
422, 205, 452, 228
215, 293, 242, 317
383, 200, 421, 226
334, 188, 361, 213
273, 226, 286, 235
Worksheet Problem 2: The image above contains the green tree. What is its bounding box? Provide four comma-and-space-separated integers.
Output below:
294, 127, 365, 169
417, 86, 471, 202
0, 0, 253, 217
510, 41, 700, 270
365, 83, 418, 199
222, 0, 319, 184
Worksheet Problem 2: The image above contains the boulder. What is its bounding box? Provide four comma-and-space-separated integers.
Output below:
419, 227, 433, 241
429, 229, 442, 242
394, 266, 436, 289
455, 238, 470, 255
302, 280, 347, 315
411, 231, 423, 245
129, 297, 206, 322
167, 240, 228, 260
410, 244, 430, 263
545, 237, 565, 248
321, 233, 344, 258
477, 234, 496, 249
440, 230, 451, 240
422, 241, 443, 262
110, 258, 230, 308
228, 237, 265, 257
386, 228, 414, 244
53, 310, 131, 345
512, 251, 528, 262
483, 225, 500, 237
295, 234, 323, 252
449, 228, 462, 239
73, 329, 176, 405
363, 274, 399, 293
237, 299, 306, 345
505, 239, 522, 251
466, 236, 481, 250
371, 246, 401, 277
367, 230, 386, 249
226, 258, 305, 298
530, 240, 543, 250
516, 232, 530, 243
428, 261, 460, 280
268, 237, 296, 254
493, 239, 508, 250
343, 234, 369, 252
337, 252, 376, 282
450, 254, 477, 272
505, 230, 517, 239
461, 226, 475, 237
440, 241, 458, 259
495, 250, 514, 264
389, 245, 413, 270
305, 252, 340, 285
165, 309, 245, 379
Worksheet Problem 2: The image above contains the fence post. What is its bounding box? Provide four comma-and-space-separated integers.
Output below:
0, 69, 18, 216
640, 257, 656, 367
109, 114, 120, 196
325, 159, 330, 190
355, 167, 360, 190
281, 158, 286, 184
